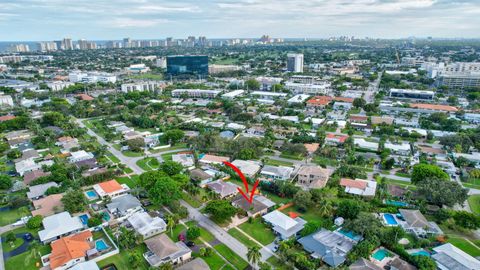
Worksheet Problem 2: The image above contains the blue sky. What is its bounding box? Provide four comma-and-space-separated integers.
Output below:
0, 0, 479, 41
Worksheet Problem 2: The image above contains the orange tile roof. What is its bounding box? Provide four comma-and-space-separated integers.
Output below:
76, 94, 94, 101
201, 154, 229, 163
49, 230, 92, 269
304, 143, 320, 153
306, 96, 333, 106
410, 103, 458, 112
333, 96, 354, 103
32, 194, 64, 217
288, 212, 299, 219
326, 133, 348, 143
98, 179, 123, 193
340, 178, 368, 190
349, 115, 368, 122
0, 115, 15, 122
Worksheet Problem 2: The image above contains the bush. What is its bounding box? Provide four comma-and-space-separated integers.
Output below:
186, 225, 200, 240
88, 216, 103, 227
5, 232, 15, 243
26, 215, 43, 229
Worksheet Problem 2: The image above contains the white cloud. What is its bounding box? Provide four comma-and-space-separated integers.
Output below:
110, 18, 169, 28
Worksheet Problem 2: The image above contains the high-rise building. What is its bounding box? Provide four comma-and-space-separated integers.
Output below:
63, 38, 73, 50
37, 42, 57, 52
166, 55, 208, 77
54, 40, 63, 50
287, 53, 304, 73
8, 44, 30, 53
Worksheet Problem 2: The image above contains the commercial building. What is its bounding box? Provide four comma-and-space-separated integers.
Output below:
68, 72, 117, 83
285, 81, 331, 95
389, 88, 435, 100
287, 53, 304, 73
208, 64, 241, 74
166, 55, 208, 76
46, 81, 74, 91
171, 89, 221, 99
121, 81, 164, 92
0, 94, 14, 107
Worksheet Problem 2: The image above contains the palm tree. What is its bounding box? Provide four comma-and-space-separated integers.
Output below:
166, 215, 176, 236
159, 262, 174, 270
247, 246, 262, 269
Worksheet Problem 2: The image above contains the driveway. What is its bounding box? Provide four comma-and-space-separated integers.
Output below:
2, 233, 36, 259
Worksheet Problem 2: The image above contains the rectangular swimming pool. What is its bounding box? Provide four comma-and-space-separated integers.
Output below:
79, 214, 89, 225
96, 239, 109, 251
383, 213, 398, 225
372, 249, 390, 261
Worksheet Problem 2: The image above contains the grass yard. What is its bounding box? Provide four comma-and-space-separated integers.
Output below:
279, 152, 304, 161
214, 243, 249, 270
238, 218, 276, 245
167, 224, 187, 241
136, 157, 160, 171
98, 244, 149, 270
383, 178, 416, 189
267, 256, 291, 270
195, 251, 227, 270
463, 179, 480, 190
261, 191, 291, 205
116, 175, 139, 188
394, 172, 411, 178
227, 228, 260, 248
106, 152, 120, 163
447, 237, 480, 257
182, 192, 202, 208
263, 158, 294, 167
0, 206, 30, 226
468, 195, 480, 215
2, 237, 24, 253
150, 143, 188, 153
4, 245, 51, 270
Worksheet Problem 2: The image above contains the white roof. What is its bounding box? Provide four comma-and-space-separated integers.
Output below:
251, 91, 288, 97
288, 94, 310, 103
231, 159, 261, 177
128, 211, 166, 236
385, 142, 410, 152
70, 261, 100, 270
433, 243, 480, 270
354, 138, 379, 150
222, 90, 245, 98
38, 212, 83, 242
263, 210, 297, 231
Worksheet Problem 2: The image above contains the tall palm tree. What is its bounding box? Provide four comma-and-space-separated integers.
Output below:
166, 215, 176, 236
247, 246, 262, 269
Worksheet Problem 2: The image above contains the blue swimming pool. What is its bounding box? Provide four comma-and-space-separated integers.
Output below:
338, 230, 362, 241
385, 200, 408, 207
383, 213, 398, 225
79, 214, 89, 225
412, 250, 430, 257
372, 249, 390, 261
96, 239, 109, 251
85, 190, 98, 200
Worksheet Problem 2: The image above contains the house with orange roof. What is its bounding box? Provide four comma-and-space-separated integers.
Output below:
43, 230, 94, 270
304, 143, 320, 154
76, 94, 94, 101
0, 115, 15, 122
340, 178, 377, 197
198, 154, 230, 165
333, 96, 354, 103
32, 194, 64, 217
93, 179, 130, 199
410, 103, 458, 112
306, 96, 333, 108
325, 133, 348, 145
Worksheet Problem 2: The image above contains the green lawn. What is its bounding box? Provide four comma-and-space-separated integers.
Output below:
4, 245, 51, 270
182, 192, 202, 208
447, 237, 480, 257
267, 256, 291, 270
184, 221, 215, 243
136, 157, 160, 171
106, 152, 120, 163
468, 195, 480, 215
127, 73, 164, 80
261, 191, 291, 205
116, 175, 139, 188
195, 251, 227, 270
394, 172, 411, 178
150, 143, 188, 153
167, 224, 187, 241
384, 178, 416, 189
263, 158, 294, 167
279, 153, 304, 161
228, 228, 260, 248
463, 181, 480, 190
98, 244, 149, 270
2, 237, 24, 253
214, 243, 249, 270
0, 207, 30, 226
238, 218, 276, 245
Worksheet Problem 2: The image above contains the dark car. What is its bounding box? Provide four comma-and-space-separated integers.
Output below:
186, 241, 195, 247
23, 233, 33, 241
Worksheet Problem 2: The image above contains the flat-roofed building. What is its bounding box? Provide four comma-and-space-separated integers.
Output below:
171, 89, 221, 99
389, 88, 435, 100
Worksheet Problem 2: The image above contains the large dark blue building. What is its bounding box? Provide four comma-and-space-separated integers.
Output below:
166, 55, 208, 76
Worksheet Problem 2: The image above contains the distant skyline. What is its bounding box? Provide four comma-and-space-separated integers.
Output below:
1, 0, 480, 41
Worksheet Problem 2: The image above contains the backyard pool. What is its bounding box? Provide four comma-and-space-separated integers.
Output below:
79, 214, 89, 225
338, 230, 362, 241
383, 213, 398, 225
411, 250, 430, 257
85, 190, 98, 200
102, 212, 111, 221
96, 239, 109, 251
385, 200, 408, 207
372, 249, 390, 261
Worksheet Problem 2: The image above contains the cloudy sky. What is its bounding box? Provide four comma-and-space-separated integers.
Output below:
0, 0, 479, 41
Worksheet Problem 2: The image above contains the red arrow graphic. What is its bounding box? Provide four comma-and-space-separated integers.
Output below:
223, 161, 259, 204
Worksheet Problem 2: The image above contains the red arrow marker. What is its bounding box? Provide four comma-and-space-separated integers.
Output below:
223, 161, 259, 204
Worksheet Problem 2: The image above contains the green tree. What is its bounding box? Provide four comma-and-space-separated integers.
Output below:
5, 232, 15, 243
294, 190, 312, 212
204, 200, 237, 223
245, 79, 260, 90
186, 225, 201, 240
149, 176, 182, 205
118, 227, 138, 249
162, 129, 185, 145
453, 211, 480, 230
26, 215, 43, 229
61, 189, 87, 213
159, 161, 183, 176
417, 178, 468, 207
128, 252, 142, 268
337, 200, 361, 219
353, 98, 366, 108
139, 170, 165, 190
411, 163, 449, 184
247, 246, 262, 269
0, 175, 13, 190
166, 215, 176, 236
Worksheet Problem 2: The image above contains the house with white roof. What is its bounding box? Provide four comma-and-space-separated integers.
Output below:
262, 210, 307, 240
398, 209, 443, 237
68, 150, 94, 163
354, 138, 379, 152
260, 165, 294, 181
231, 159, 262, 177
27, 182, 59, 200
172, 153, 195, 168
128, 211, 167, 239
38, 212, 84, 243
287, 94, 310, 104
340, 178, 377, 197
385, 142, 411, 156
15, 158, 41, 176
432, 243, 480, 270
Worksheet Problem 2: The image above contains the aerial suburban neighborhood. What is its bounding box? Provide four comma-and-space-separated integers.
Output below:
1, 2, 480, 270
